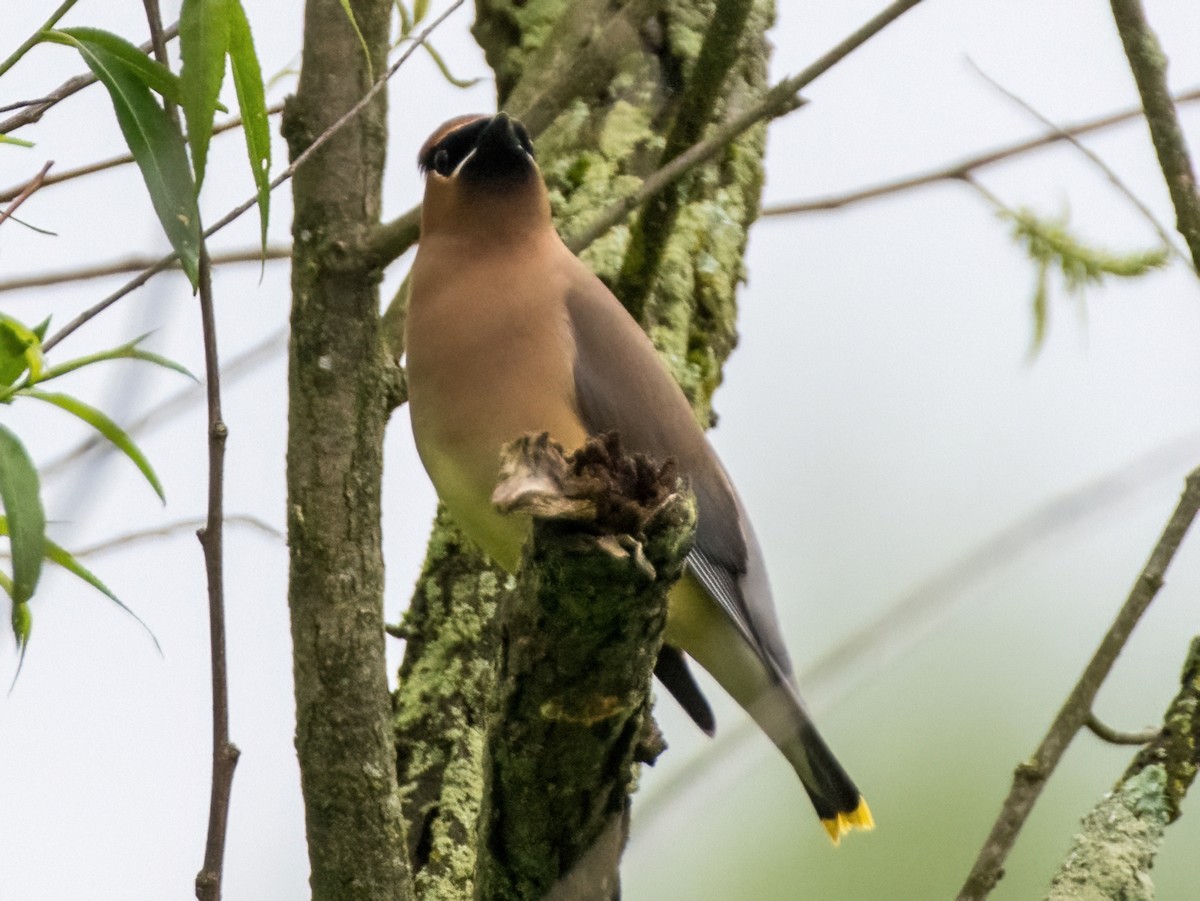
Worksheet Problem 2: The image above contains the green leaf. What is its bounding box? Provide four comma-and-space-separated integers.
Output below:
395, 0, 412, 38
227, 0, 271, 252
0, 134, 35, 148
34, 335, 196, 385
42, 537, 161, 654
412, 0, 429, 24
20, 390, 165, 502
1002, 206, 1170, 354
0, 425, 45, 605
0, 315, 44, 388
422, 41, 480, 90
337, 0, 375, 84
179, 0, 232, 189
50, 30, 201, 287
54, 28, 184, 105
10, 595, 31, 683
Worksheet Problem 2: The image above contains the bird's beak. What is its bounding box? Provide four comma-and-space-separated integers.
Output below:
458, 112, 533, 182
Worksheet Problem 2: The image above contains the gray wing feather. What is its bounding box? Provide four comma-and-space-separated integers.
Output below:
562, 275, 793, 677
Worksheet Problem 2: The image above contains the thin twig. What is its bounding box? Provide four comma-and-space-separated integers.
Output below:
0, 23, 180, 134
762, 88, 1200, 217
957, 466, 1200, 901
967, 59, 1194, 272
1110, 0, 1200, 270
193, 242, 238, 901
1085, 712, 1159, 746
50, 515, 282, 559
0, 245, 291, 294
0, 161, 53, 228
565, 0, 928, 253
0, 104, 286, 204
39, 1, 465, 355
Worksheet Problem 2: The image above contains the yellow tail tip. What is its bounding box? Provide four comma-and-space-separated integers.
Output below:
820, 797, 875, 845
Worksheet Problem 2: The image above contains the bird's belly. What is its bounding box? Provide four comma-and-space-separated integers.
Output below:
408, 366, 586, 573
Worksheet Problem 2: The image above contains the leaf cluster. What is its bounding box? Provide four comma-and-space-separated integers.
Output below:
0, 314, 188, 674
1002, 206, 1169, 353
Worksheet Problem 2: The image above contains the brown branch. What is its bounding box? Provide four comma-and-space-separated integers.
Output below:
1085, 712, 1158, 746
66, 515, 282, 558
1110, 0, 1200, 270
0, 161, 52, 228
39, 2, 463, 355
0, 23, 180, 135
0, 103, 287, 205
0, 245, 291, 294
193, 241, 239, 901
763, 87, 1200, 217
957, 465, 1200, 901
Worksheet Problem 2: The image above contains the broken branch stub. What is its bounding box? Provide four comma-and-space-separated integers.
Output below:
476, 431, 696, 901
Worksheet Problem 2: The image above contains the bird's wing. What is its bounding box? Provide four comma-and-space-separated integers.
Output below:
561, 260, 794, 678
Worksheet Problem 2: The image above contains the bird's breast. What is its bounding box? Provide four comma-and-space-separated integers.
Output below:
406, 240, 588, 569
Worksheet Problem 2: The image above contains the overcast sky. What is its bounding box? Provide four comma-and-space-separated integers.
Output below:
2, 1, 1200, 899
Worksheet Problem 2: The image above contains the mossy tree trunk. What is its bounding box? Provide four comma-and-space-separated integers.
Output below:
391, 0, 775, 896
284, 0, 412, 897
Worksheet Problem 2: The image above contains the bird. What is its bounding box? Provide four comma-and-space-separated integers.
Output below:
404, 111, 873, 843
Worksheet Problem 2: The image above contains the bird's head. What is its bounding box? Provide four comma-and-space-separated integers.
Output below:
417, 112, 548, 238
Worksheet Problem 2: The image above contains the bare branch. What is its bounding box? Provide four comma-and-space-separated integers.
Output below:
64, 515, 282, 558
0, 245, 291, 294
958, 466, 1200, 900
193, 242, 239, 901
1110, 0, 1200, 270
1085, 712, 1158, 747
763, 88, 1200, 217
39, 2, 465, 355
0, 161, 52, 229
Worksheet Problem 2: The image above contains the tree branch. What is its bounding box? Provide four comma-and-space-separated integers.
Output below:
0, 245, 291, 294
474, 434, 694, 901
0, 161, 52, 229
967, 58, 1194, 271
192, 243, 239, 901
762, 88, 1200, 217
958, 466, 1200, 901
1085, 712, 1159, 747
1110, 0, 1200, 270
1046, 637, 1200, 899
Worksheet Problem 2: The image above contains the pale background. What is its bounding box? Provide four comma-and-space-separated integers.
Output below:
2, 1, 1199, 898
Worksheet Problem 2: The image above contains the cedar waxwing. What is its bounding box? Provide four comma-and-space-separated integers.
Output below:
405, 112, 873, 843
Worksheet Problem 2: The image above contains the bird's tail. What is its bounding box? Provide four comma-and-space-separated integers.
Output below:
745, 678, 874, 843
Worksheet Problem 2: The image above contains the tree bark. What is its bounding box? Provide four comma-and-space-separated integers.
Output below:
284, 0, 411, 896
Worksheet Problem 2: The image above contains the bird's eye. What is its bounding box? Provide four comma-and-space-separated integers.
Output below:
433, 148, 451, 176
